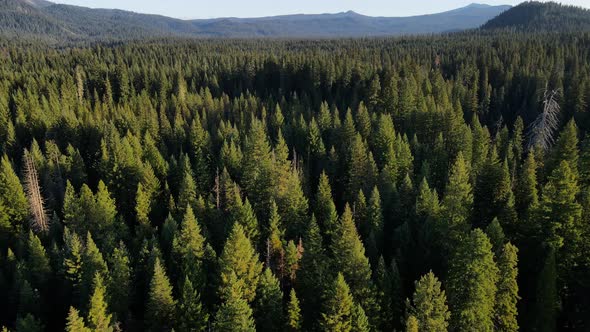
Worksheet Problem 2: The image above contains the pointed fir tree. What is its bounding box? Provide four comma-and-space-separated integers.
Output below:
63, 229, 84, 302
214, 272, 256, 332
65, 307, 91, 332
447, 229, 498, 332
172, 205, 205, 289
406, 271, 450, 332
146, 258, 176, 331
265, 199, 284, 274
485, 218, 506, 256
515, 151, 539, 226
441, 152, 473, 242
540, 160, 583, 270
321, 273, 354, 332
286, 289, 302, 332
315, 172, 339, 246
495, 243, 520, 332
219, 223, 263, 303
405, 315, 419, 332
297, 215, 329, 327
176, 277, 208, 332
81, 233, 108, 307
108, 242, 131, 320
546, 119, 579, 178
87, 274, 112, 332
533, 248, 558, 332
331, 204, 380, 327
25, 231, 50, 288
0, 155, 28, 226
351, 303, 370, 332
242, 118, 274, 220
253, 268, 283, 332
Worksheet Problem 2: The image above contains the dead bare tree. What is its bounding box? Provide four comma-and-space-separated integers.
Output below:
527, 88, 561, 152
23, 149, 50, 233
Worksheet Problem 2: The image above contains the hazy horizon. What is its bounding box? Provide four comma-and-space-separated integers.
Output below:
48, 0, 589, 20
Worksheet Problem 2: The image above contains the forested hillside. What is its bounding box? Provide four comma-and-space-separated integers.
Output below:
482, 1, 590, 32
0, 32, 590, 332
0, 0, 510, 41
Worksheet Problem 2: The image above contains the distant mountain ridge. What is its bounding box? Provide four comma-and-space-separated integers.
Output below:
482, 1, 590, 32
0, 0, 511, 41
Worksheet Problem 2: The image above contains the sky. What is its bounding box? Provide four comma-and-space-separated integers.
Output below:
49, 0, 590, 19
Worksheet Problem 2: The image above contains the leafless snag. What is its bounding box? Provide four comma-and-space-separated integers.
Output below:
23, 149, 50, 233
527, 88, 561, 152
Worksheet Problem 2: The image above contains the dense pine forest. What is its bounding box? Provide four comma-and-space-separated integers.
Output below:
1, 30, 590, 332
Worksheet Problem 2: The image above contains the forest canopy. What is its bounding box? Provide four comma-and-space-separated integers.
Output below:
0, 30, 590, 331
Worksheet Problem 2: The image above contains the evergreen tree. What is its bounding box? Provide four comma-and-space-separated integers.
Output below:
540, 160, 582, 271
265, 199, 284, 275
321, 273, 354, 332
351, 303, 370, 332
547, 119, 579, 177
406, 271, 450, 332
81, 233, 108, 307
173, 206, 205, 288
146, 258, 176, 331
242, 118, 274, 220
331, 204, 380, 327
219, 223, 263, 303
447, 229, 498, 332
297, 215, 329, 328
315, 172, 339, 246
25, 231, 50, 288
63, 229, 84, 302
533, 248, 558, 332
87, 274, 112, 332
441, 152, 473, 242
254, 268, 283, 332
495, 243, 519, 332
176, 277, 208, 332
108, 242, 131, 320
405, 315, 419, 332
0, 155, 28, 226
515, 151, 539, 225
65, 307, 90, 332
214, 272, 256, 332
286, 289, 302, 332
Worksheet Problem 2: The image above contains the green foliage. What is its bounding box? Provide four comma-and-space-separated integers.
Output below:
315, 172, 339, 246
321, 273, 354, 332
108, 242, 131, 319
0, 155, 28, 227
146, 258, 176, 331
87, 274, 112, 332
65, 307, 91, 332
214, 272, 256, 332
173, 206, 205, 288
176, 277, 208, 332
447, 229, 499, 332
286, 289, 302, 332
495, 243, 520, 332
406, 271, 450, 332
331, 204, 380, 327
253, 268, 283, 332
0, 32, 589, 332
442, 152, 473, 242
219, 223, 263, 303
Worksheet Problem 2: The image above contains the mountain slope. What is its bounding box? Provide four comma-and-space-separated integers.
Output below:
0, 0, 511, 41
189, 4, 512, 37
481, 1, 590, 32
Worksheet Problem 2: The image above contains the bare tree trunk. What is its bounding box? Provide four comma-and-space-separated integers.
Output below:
23, 149, 49, 233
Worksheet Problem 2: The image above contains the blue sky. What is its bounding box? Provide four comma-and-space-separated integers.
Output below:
50, 0, 590, 19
